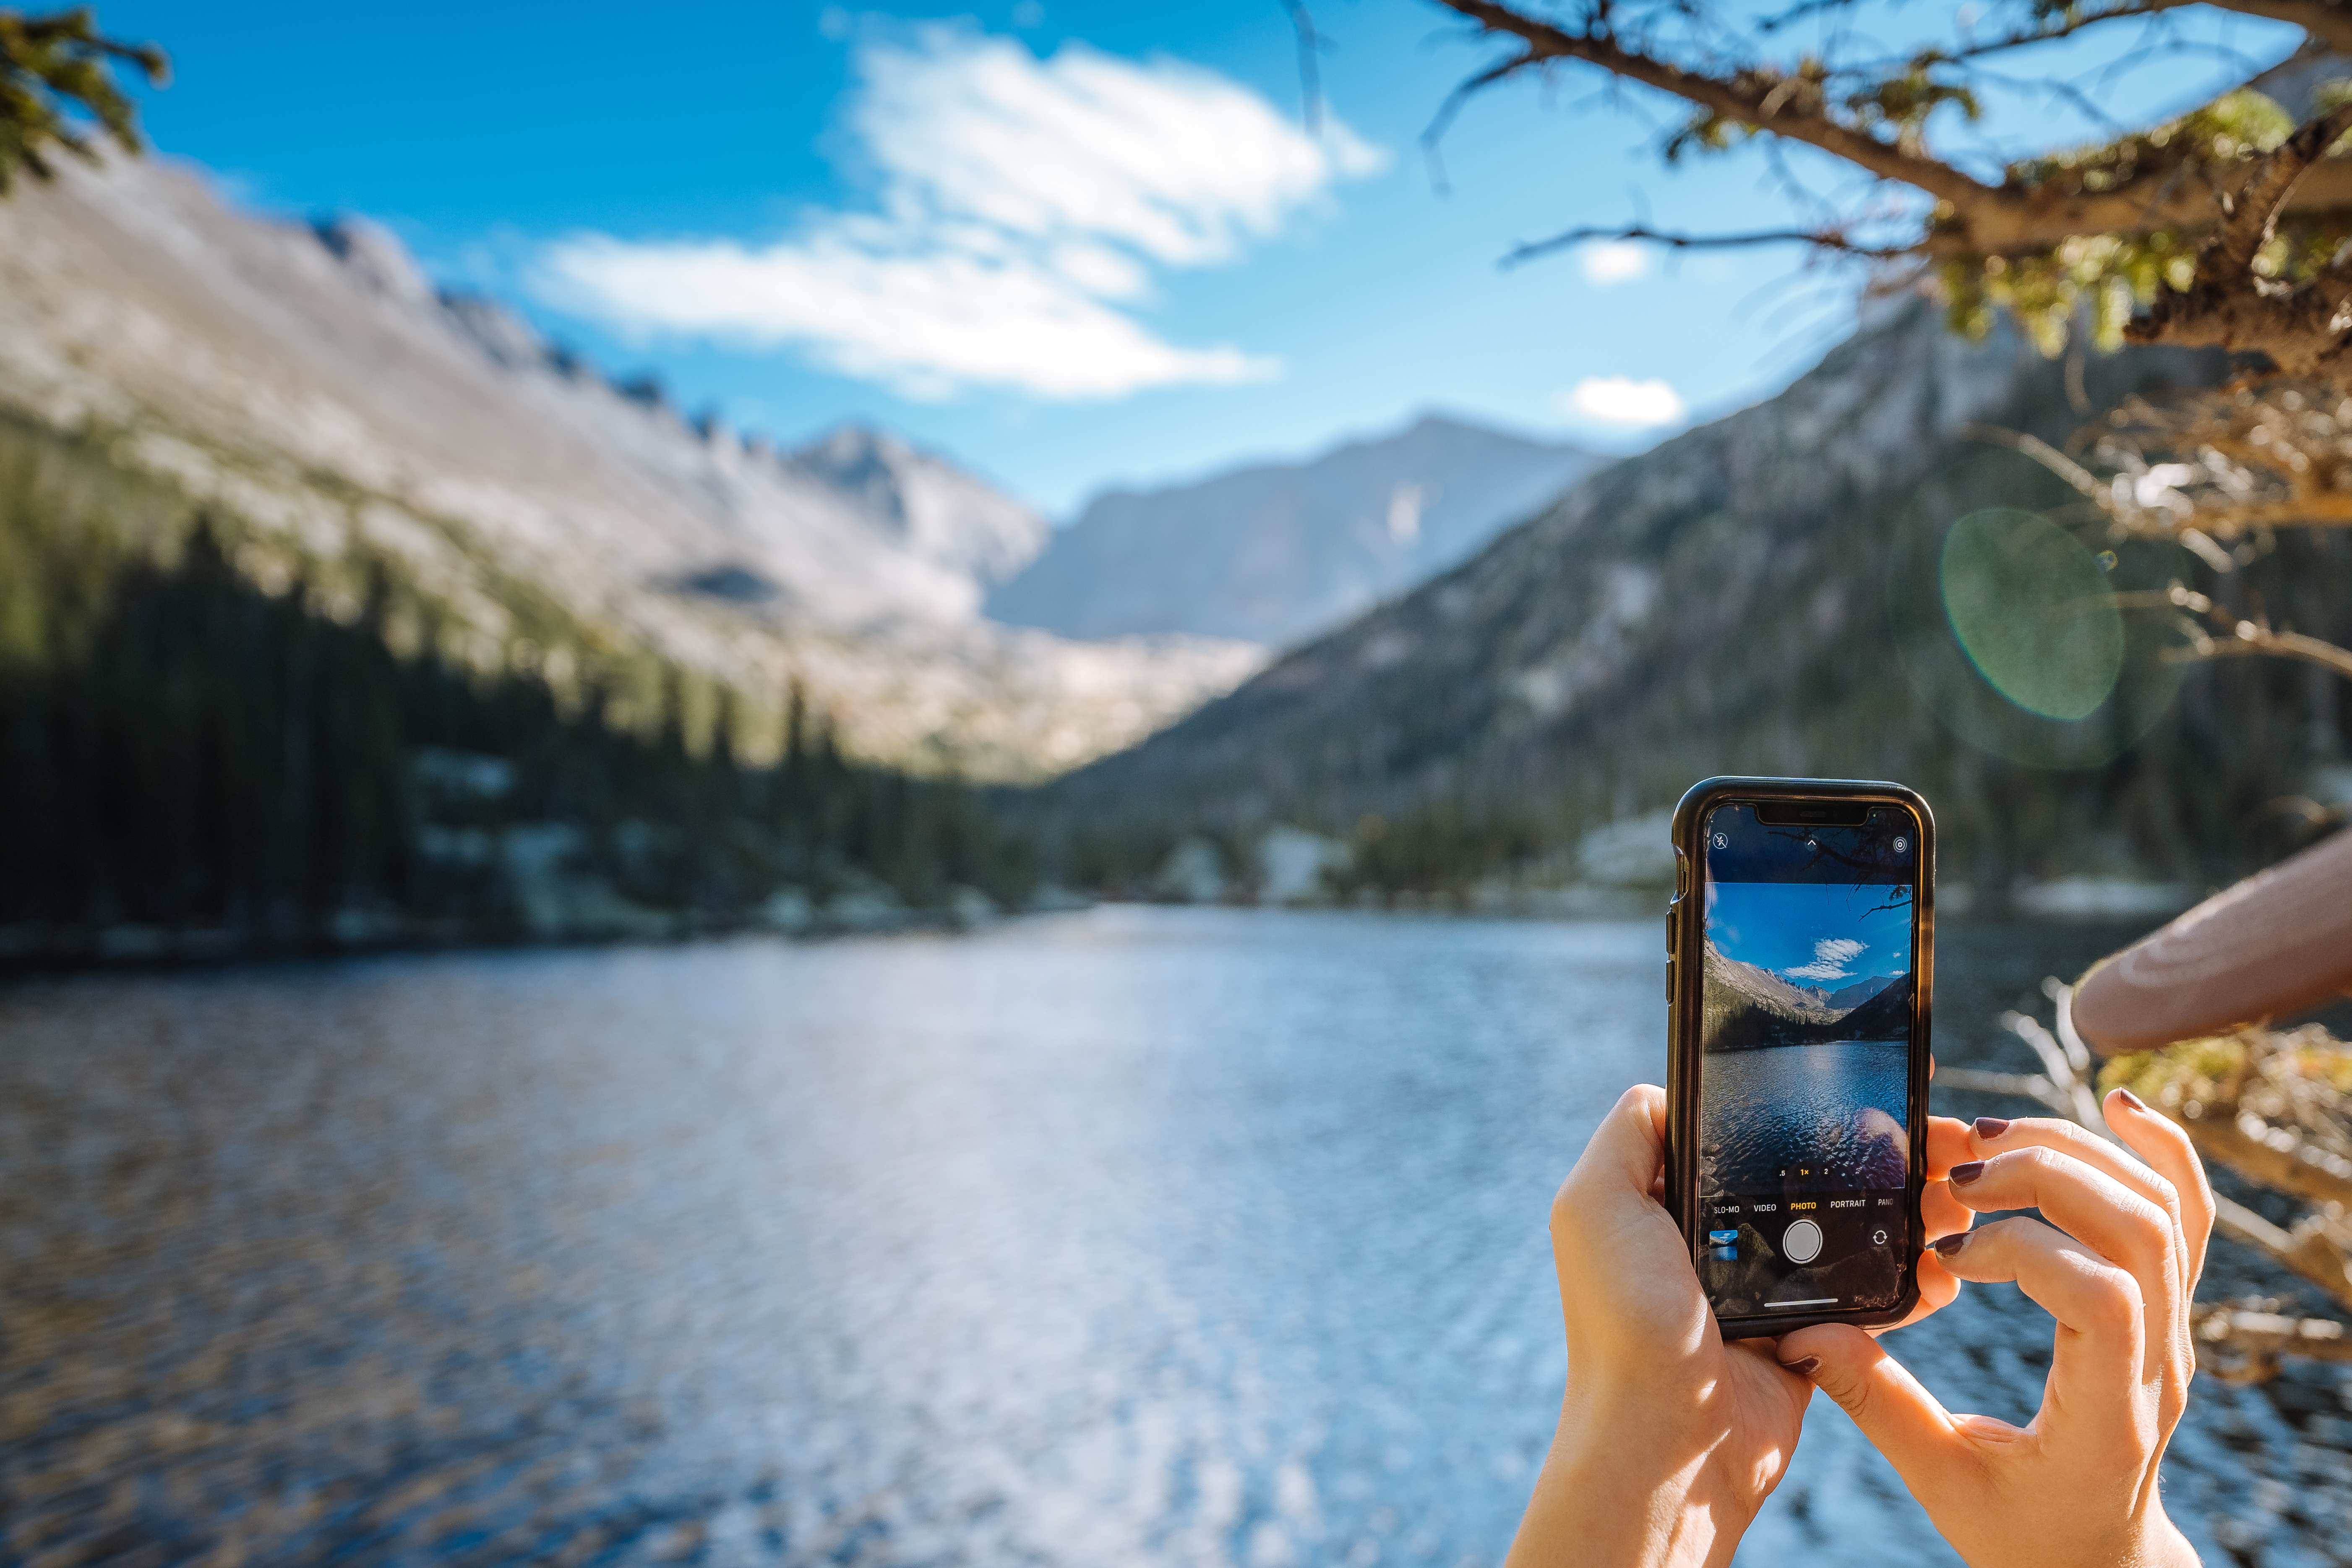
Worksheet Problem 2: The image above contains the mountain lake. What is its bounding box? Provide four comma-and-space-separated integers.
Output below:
4, 908, 2347, 1567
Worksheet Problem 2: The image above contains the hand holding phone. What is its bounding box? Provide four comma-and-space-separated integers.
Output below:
1510, 783, 2214, 1565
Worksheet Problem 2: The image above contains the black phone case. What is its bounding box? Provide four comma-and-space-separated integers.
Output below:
1664, 776, 1935, 1340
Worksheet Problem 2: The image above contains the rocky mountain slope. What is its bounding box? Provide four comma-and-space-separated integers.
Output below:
990, 415, 1597, 648
1702, 941, 1913, 1049
1042, 299, 2350, 891
1700, 940, 1840, 1043
1833, 974, 1917, 1041
0, 154, 1259, 781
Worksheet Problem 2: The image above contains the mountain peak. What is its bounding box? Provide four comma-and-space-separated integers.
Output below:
796, 422, 912, 471
1044, 293, 2255, 890
310, 214, 434, 307
986, 412, 1601, 647
793, 424, 1048, 588
1399, 410, 1553, 445
440, 291, 558, 373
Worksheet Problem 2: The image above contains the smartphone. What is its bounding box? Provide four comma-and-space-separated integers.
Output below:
1665, 777, 1934, 1339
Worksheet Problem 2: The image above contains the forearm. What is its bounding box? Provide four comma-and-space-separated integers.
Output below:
1504, 1414, 1744, 1568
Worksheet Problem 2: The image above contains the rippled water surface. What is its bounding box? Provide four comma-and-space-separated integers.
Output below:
1700, 1040, 1911, 1192
6, 909, 2350, 1568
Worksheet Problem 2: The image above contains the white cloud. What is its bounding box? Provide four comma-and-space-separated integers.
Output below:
542, 232, 1272, 401
1557, 376, 1687, 428
1784, 937, 1867, 983
854, 30, 1381, 267
1580, 240, 1651, 287
535, 26, 1384, 400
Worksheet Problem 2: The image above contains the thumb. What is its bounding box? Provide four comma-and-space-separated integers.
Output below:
1776, 1324, 1970, 1489
1570, 1083, 1667, 1197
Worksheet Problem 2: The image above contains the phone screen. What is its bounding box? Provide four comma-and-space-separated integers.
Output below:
1694, 803, 1921, 1318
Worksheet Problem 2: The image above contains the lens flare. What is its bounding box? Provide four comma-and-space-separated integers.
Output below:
1939, 509, 2123, 720
1886, 449, 2185, 770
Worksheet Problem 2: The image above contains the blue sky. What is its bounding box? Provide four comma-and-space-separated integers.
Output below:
96, 2, 2303, 514
1707, 882, 1913, 984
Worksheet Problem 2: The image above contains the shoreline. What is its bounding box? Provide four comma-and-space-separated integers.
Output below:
0, 900, 2172, 982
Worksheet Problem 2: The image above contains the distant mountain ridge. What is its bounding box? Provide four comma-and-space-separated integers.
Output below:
1036, 298, 2345, 889
1827, 974, 1904, 1011
0, 158, 1257, 780
988, 415, 1599, 648
1703, 942, 1914, 1049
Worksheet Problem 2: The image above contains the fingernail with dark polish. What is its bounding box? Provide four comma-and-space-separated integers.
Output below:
1931, 1232, 1969, 1258
1780, 1356, 1820, 1378
2115, 1088, 2147, 1112
1972, 1117, 2010, 1140
1949, 1160, 1986, 1186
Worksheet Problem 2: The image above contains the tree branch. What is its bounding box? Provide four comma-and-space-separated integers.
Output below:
2176, 1089, 2352, 1211
1940, 0, 2200, 60
1934, 1065, 2074, 1114
1429, 0, 2352, 263
1277, 0, 1327, 134
1969, 418, 2352, 547
1961, 422, 2111, 502
2185, 619, 2352, 681
1421, 49, 1541, 193
1432, 0, 2007, 207
2201, 0, 2352, 54
1945, 0, 2352, 60
2216, 99, 2352, 274
1500, 220, 1915, 267
2003, 998, 2109, 1130
2193, 1301, 2352, 1381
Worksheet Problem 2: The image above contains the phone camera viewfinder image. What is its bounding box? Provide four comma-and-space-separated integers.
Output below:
1693, 801, 1919, 1317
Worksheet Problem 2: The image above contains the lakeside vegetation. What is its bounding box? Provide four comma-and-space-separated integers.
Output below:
0, 417, 1033, 963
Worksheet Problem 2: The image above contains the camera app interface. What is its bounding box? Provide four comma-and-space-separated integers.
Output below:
1696, 805, 1917, 1317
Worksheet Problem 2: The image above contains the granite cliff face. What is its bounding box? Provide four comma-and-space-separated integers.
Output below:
989, 415, 1598, 647
1043, 301, 2345, 888
0, 157, 1259, 780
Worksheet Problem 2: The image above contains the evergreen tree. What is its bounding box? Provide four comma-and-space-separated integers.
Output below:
0, 8, 166, 192
0, 418, 1039, 961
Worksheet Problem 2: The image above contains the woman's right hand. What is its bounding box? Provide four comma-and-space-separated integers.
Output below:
1777, 1088, 2214, 1568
